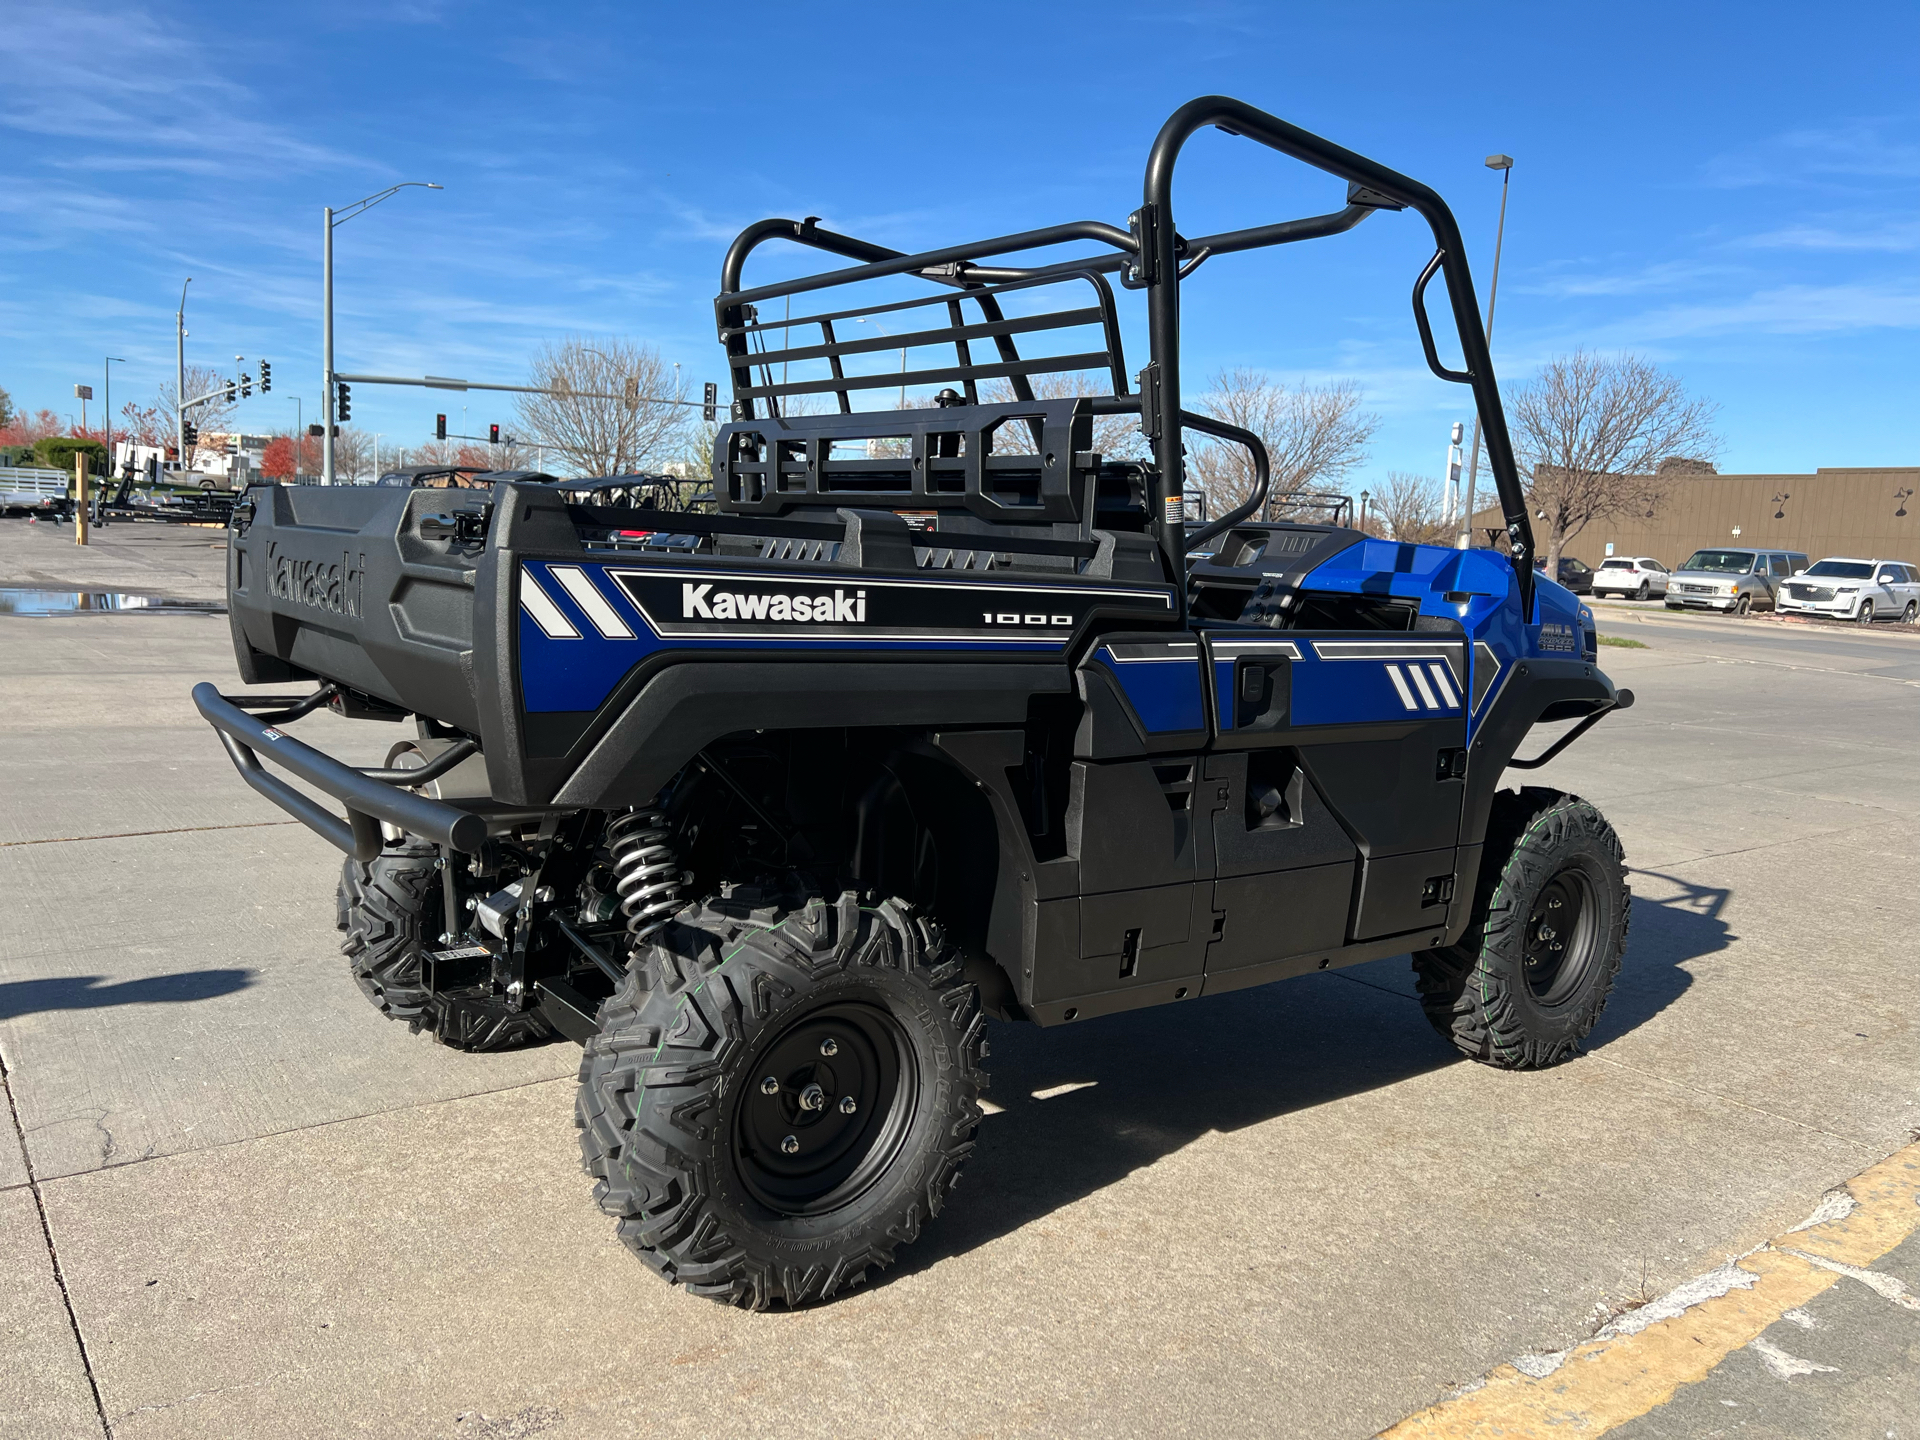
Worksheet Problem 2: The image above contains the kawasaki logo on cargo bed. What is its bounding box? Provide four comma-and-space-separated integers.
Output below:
516, 562, 1171, 646
266, 542, 363, 618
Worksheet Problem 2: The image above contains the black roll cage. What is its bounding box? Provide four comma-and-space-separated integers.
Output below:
713, 94, 1535, 612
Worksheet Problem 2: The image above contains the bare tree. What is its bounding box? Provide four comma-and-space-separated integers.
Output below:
329, 426, 373, 482
1373, 471, 1452, 544
516, 338, 689, 477
1187, 370, 1377, 520
157, 364, 237, 465
1508, 351, 1720, 568
979, 373, 1151, 461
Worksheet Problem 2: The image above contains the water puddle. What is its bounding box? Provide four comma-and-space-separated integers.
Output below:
0, 589, 226, 617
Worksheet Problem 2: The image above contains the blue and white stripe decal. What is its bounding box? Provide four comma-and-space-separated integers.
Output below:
1299, 640, 1463, 725
516, 561, 1173, 714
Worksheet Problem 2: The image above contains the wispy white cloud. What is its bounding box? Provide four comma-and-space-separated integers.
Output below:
0, 2, 360, 178
1595, 283, 1920, 341
1701, 121, 1920, 190
1743, 220, 1920, 253
1515, 260, 1740, 299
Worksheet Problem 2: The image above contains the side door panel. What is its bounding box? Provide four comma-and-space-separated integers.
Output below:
1199, 629, 1469, 982
1031, 639, 1210, 1009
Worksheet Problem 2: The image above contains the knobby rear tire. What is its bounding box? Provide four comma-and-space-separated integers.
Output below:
1412, 788, 1629, 1069
575, 886, 986, 1309
336, 842, 554, 1051
338, 844, 439, 1027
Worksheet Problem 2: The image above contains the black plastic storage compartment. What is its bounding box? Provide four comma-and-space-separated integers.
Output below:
227, 482, 488, 734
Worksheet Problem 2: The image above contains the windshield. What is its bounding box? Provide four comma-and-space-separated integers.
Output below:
1804, 560, 1873, 579
1680, 550, 1755, 573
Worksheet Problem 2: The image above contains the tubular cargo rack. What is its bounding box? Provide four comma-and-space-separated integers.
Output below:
706, 94, 1536, 610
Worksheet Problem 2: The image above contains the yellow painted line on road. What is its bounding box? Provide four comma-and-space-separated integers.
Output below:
1379, 1143, 1920, 1439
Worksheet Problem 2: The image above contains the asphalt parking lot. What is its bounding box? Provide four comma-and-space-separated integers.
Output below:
3, 520, 1916, 1439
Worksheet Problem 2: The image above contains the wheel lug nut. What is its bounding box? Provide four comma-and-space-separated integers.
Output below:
819, 1037, 839, 1057
799, 1083, 826, 1112
760, 1076, 781, 1095
780, 1135, 799, 1155
839, 1095, 857, 1115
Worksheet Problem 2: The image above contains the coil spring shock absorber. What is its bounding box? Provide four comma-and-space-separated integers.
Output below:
607, 807, 684, 949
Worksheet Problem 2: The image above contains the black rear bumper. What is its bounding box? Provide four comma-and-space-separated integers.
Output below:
192, 683, 487, 860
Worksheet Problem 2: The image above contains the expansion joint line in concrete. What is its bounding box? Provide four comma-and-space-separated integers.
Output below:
1578, 1049, 1880, 1153
0, 819, 301, 849
0, 1051, 113, 1438
1376, 1140, 1920, 1439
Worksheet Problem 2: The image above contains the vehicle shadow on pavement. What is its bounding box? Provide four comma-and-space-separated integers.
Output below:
885, 880, 1731, 1285
0, 968, 254, 1021
1587, 873, 1732, 1047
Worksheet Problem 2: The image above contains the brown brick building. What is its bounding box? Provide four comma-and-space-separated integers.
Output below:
1472, 465, 1920, 567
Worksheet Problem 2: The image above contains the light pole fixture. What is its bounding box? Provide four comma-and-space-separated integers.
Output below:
176, 278, 191, 467
1359, 488, 1371, 534
1458, 153, 1514, 549
104, 357, 126, 499
325, 182, 442, 485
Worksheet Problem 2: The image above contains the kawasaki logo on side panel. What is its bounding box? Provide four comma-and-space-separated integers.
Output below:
682, 583, 865, 623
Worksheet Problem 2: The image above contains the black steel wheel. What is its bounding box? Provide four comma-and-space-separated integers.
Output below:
1520, 866, 1603, 1006
1733, 593, 1751, 615
576, 886, 985, 1309
1412, 787, 1629, 1069
733, 1000, 917, 1216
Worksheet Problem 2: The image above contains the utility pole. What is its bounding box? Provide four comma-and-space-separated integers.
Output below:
324, 183, 441, 485
104, 356, 125, 521
176, 278, 191, 471
323, 206, 333, 485
1459, 155, 1513, 549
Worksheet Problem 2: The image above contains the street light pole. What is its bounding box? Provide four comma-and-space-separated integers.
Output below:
1459, 154, 1514, 549
324, 182, 442, 485
289, 397, 303, 477
176, 278, 191, 470
103, 356, 125, 515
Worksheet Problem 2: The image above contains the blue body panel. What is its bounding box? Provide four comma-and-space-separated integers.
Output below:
1296, 541, 1594, 743
1093, 643, 1207, 733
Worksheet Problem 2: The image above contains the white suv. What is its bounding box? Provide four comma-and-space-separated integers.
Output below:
1591, 556, 1669, 600
1777, 558, 1920, 624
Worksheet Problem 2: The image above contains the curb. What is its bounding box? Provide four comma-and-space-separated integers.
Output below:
1377, 1141, 1920, 1438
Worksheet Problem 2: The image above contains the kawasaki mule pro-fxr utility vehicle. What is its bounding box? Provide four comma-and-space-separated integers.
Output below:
196, 97, 1633, 1309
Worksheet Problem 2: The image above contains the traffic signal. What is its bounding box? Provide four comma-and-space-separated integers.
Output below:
436, 413, 447, 440
182, 420, 198, 446
336, 383, 351, 422
488, 424, 500, 445
226, 379, 237, 402
703, 382, 717, 422
259, 359, 271, 392
307, 424, 324, 437
240, 373, 252, 398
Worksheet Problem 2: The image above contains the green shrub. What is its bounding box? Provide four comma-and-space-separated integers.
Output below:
33, 437, 108, 475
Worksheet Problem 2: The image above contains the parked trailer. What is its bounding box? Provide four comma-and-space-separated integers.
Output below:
0, 467, 73, 518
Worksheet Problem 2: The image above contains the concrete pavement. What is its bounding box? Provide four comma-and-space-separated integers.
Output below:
2, 523, 1915, 1438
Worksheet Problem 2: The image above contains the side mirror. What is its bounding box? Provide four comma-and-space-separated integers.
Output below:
1793, 569, 1806, 576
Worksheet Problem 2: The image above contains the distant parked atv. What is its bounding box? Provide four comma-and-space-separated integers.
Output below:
197, 96, 1631, 1309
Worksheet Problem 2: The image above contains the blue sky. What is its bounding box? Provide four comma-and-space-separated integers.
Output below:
4, 0, 1915, 480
